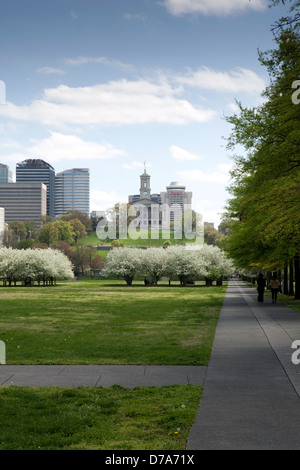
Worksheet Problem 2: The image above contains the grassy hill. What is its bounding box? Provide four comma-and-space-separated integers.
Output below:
77, 229, 202, 248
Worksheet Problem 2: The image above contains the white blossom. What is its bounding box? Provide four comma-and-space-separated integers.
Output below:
0, 247, 74, 285
101, 247, 144, 286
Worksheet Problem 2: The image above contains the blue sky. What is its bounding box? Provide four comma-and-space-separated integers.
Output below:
0, 0, 288, 227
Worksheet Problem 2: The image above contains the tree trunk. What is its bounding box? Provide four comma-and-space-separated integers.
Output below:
278, 270, 282, 292
125, 276, 133, 286
267, 272, 272, 289
289, 260, 295, 296
294, 255, 300, 300
283, 264, 289, 295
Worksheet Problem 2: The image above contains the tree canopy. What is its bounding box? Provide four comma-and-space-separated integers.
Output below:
224, 0, 300, 296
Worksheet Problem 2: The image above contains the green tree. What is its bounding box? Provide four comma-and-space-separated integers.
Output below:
37, 223, 59, 246
61, 211, 92, 232
8, 221, 27, 242
69, 218, 87, 242
204, 226, 225, 248
53, 221, 75, 245
71, 245, 93, 276
39, 215, 53, 226
23, 220, 36, 238
224, 1, 300, 297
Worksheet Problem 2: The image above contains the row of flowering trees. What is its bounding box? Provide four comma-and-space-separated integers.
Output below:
0, 248, 74, 286
101, 245, 234, 286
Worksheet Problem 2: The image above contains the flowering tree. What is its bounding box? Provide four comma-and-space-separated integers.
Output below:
0, 248, 74, 286
165, 246, 207, 286
199, 245, 234, 285
140, 247, 168, 286
101, 247, 144, 286
101, 245, 233, 287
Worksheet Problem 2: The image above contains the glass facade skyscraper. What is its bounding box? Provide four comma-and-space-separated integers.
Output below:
16, 159, 56, 218
0, 163, 13, 183
55, 168, 90, 218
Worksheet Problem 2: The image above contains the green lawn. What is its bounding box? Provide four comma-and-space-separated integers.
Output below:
0, 279, 227, 365
77, 229, 202, 247
0, 384, 202, 450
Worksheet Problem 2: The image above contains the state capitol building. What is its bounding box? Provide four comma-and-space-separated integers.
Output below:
128, 167, 192, 229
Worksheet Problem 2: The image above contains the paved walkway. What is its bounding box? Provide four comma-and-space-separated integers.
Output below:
0, 364, 206, 388
187, 280, 300, 450
1, 280, 300, 450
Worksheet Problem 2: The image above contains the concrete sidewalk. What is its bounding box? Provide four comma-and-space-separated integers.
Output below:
0, 364, 207, 388
187, 280, 300, 450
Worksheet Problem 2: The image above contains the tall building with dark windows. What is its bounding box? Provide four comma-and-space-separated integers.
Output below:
0, 163, 13, 183
16, 159, 56, 218
0, 183, 47, 227
55, 168, 90, 218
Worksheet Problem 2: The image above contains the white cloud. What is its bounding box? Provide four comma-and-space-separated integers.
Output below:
227, 102, 240, 113
178, 163, 233, 183
0, 80, 216, 126
175, 67, 266, 94
27, 132, 127, 162
170, 145, 203, 161
37, 66, 66, 75
0, 132, 127, 164
163, 0, 267, 16
65, 56, 135, 71
91, 189, 127, 211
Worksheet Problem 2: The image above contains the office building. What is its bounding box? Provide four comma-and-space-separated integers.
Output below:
0, 208, 4, 244
16, 159, 56, 218
91, 210, 105, 220
0, 183, 47, 227
0, 164, 13, 183
160, 182, 192, 223
55, 168, 90, 218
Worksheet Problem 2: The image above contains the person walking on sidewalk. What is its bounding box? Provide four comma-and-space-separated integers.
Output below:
269, 274, 281, 304
257, 273, 266, 303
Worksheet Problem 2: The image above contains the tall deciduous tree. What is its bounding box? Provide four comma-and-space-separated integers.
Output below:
224, 1, 300, 297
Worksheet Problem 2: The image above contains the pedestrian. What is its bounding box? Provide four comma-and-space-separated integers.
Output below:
269, 274, 281, 304
257, 273, 266, 303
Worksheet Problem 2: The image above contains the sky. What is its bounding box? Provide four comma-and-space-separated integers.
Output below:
0, 0, 288, 228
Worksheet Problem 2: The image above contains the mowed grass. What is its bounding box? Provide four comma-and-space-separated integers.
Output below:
0, 280, 227, 365
77, 229, 201, 247
0, 384, 202, 450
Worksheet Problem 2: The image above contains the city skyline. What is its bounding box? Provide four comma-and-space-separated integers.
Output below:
0, 0, 288, 227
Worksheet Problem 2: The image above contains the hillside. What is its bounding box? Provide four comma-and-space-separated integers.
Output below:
77, 229, 202, 248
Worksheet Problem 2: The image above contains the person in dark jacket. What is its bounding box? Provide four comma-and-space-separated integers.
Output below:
257, 273, 266, 303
